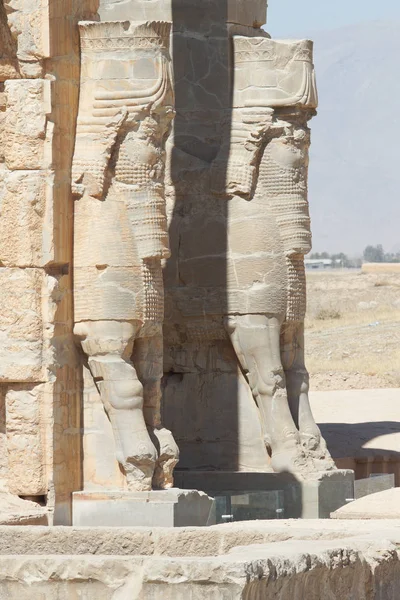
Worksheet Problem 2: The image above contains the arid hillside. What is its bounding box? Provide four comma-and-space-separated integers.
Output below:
306, 269, 400, 390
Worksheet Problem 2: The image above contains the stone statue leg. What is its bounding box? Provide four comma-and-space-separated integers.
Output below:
224, 314, 309, 475
74, 320, 158, 491
132, 329, 179, 490
281, 322, 335, 470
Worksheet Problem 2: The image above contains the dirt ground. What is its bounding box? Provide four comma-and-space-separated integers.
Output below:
305, 269, 400, 391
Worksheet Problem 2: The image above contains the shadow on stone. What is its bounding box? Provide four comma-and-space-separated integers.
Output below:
163, 0, 239, 471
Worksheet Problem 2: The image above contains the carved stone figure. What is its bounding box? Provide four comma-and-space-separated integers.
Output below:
163, 34, 336, 478
72, 21, 179, 492
211, 37, 336, 476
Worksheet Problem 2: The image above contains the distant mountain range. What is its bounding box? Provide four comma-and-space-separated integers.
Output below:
297, 21, 400, 255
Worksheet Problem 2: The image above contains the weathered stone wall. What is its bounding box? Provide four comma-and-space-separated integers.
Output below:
0, 0, 99, 523
0, 521, 398, 598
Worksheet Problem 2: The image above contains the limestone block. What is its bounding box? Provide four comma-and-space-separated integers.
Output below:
0, 520, 395, 557
0, 169, 54, 267
72, 489, 214, 527
0, 493, 47, 525
0, 268, 44, 382
5, 384, 46, 496
0, 525, 398, 598
0, 390, 7, 490
0, 3, 18, 80
332, 488, 400, 520
3, 80, 52, 170
3, 0, 50, 72
0, 269, 65, 382
233, 37, 318, 108
99, 0, 267, 28
229, 0, 267, 27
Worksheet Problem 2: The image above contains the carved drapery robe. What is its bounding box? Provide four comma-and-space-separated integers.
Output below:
72, 21, 173, 327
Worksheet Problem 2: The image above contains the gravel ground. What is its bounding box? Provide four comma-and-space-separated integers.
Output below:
305, 270, 400, 390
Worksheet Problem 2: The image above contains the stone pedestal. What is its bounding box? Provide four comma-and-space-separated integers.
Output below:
174, 470, 355, 519
72, 489, 214, 527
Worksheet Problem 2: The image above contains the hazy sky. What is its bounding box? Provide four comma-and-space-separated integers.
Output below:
267, 0, 400, 36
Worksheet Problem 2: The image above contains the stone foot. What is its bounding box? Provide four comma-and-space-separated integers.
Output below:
120, 429, 158, 492
270, 428, 334, 478
300, 428, 336, 472
300, 430, 321, 452
270, 446, 309, 478
269, 429, 309, 477
310, 441, 337, 472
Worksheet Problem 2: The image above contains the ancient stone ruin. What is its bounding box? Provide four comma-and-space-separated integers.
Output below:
0, 0, 352, 530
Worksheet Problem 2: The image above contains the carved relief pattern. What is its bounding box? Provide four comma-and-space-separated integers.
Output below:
256, 125, 312, 322
79, 21, 170, 51
286, 254, 307, 323
141, 259, 164, 322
